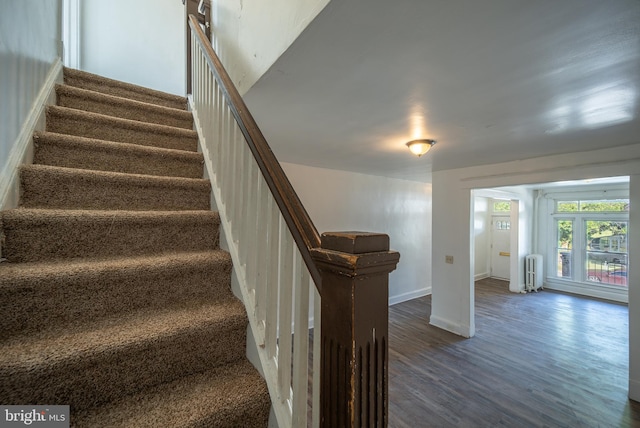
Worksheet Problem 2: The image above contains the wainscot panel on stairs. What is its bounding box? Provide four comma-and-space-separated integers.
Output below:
0, 67, 271, 427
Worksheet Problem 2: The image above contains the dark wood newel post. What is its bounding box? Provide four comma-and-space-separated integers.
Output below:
311, 232, 400, 428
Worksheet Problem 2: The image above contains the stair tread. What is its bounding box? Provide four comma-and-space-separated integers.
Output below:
20, 164, 211, 211
0, 250, 234, 340
2, 207, 218, 223
33, 132, 204, 179
47, 105, 197, 137
73, 360, 270, 428
34, 131, 202, 159
56, 84, 193, 119
22, 164, 210, 189
56, 84, 193, 130
63, 67, 187, 110
0, 250, 230, 283
45, 105, 198, 151
0, 300, 246, 366
1, 209, 220, 263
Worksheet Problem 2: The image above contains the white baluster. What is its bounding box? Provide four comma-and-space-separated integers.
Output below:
312, 285, 321, 428
238, 145, 250, 264
231, 129, 244, 243
265, 200, 280, 359
246, 161, 259, 293
255, 177, 268, 326
292, 251, 310, 426
277, 219, 294, 405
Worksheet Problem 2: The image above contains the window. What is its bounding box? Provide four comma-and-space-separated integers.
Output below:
549, 197, 629, 289
496, 220, 510, 230
556, 219, 573, 278
585, 220, 627, 286
556, 199, 629, 212
493, 201, 511, 212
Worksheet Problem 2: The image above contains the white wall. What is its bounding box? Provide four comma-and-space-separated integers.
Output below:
282, 162, 432, 304
432, 143, 640, 400
210, 0, 329, 95
0, 0, 62, 209
80, 0, 185, 95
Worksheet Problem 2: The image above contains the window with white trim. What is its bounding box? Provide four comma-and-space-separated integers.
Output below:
548, 196, 629, 289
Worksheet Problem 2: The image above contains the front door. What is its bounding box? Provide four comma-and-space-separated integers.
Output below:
491, 215, 511, 279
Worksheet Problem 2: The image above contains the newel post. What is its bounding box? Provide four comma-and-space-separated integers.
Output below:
311, 232, 400, 428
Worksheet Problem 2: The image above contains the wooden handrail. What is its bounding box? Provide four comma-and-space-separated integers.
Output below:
188, 15, 323, 289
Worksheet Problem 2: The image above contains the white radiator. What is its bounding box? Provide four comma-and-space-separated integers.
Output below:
525, 254, 544, 292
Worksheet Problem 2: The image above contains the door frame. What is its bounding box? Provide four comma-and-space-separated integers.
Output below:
62, 0, 81, 68
473, 190, 522, 293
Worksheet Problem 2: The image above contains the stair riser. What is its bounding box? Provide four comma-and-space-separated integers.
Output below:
0, 258, 232, 340
34, 133, 204, 179
1, 213, 220, 263
57, 90, 193, 130
20, 168, 211, 211
0, 320, 247, 411
63, 70, 187, 110
46, 108, 198, 152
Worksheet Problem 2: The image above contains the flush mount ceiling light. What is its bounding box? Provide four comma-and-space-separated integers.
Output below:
406, 139, 436, 157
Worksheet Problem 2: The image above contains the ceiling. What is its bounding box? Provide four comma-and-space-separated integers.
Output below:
243, 0, 640, 183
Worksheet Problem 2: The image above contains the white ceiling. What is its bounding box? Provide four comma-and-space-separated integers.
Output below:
243, 0, 640, 183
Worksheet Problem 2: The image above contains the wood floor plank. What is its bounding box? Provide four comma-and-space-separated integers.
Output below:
388, 278, 640, 427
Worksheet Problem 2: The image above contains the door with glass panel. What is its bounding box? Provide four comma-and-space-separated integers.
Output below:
491, 216, 511, 279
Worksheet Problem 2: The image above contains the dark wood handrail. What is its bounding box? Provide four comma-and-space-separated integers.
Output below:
188, 15, 323, 289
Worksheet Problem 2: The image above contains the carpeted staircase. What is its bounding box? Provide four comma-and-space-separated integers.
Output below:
0, 67, 271, 427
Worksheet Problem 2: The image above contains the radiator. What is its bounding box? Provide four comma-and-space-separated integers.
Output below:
525, 254, 544, 292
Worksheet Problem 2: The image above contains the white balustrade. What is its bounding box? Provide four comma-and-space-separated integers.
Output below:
190, 25, 321, 428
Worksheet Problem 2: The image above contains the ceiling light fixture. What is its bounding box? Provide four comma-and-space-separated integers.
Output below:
406, 139, 436, 157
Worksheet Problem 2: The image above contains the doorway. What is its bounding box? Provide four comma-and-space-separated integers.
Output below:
491, 215, 511, 280
473, 194, 519, 289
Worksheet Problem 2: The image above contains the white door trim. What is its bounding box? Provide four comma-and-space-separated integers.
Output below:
62, 0, 81, 68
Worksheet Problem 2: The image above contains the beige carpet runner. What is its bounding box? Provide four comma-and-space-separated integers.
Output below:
0, 68, 270, 427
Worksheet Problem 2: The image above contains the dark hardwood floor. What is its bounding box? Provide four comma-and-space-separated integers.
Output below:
388, 278, 640, 428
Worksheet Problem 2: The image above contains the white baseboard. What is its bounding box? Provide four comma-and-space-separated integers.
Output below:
544, 279, 628, 303
429, 314, 473, 338
389, 287, 431, 306
0, 59, 63, 211
474, 272, 490, 281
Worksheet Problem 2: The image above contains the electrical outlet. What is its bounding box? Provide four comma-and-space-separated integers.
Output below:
445, 255, 454, 264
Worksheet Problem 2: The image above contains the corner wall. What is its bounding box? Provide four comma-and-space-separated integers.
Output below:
210, 0, 330, 95
282, 162, 432, 304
